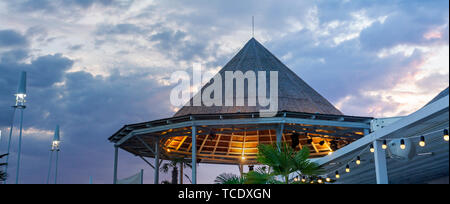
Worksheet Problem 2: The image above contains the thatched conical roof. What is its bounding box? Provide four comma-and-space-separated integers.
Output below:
174, 38, 342, 117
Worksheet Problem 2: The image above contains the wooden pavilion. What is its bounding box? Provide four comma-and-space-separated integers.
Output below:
109, 38, 373, 184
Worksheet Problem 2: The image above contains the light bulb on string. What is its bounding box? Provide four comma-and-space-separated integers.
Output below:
345, 164, 350, 173
400, 139, 406, 150
382, 140, 388, 149
326, 177, 331, 182
356, 156, 361, 165
335, 171, 340, 179
419, 136, 426, 147
370, 144, 375, 153
444, 129, 449, 141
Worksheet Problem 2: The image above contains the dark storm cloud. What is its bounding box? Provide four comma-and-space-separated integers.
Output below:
0, 48, 174, 183
0, 30, 28, 47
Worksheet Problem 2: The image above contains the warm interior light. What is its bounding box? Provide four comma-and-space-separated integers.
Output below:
241, 156, 246, 161
400, 139, 406, 150
382, 140, 388, 149
356, 156, 361, 165
444, 129, 449, 141
167, 149, 171, 153
328, 151, 333, 156
419, 136, 426, 147
345, 165, 350, 173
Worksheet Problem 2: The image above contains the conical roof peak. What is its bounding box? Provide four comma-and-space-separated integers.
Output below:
174, 38, 342, 117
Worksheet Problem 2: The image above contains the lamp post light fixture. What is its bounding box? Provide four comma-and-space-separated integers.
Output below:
3, 71, 27, 184
47, 125, 61, 184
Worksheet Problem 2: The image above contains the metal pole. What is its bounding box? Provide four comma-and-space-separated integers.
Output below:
276, 124, 284, 150
15, 108, 24, 184
154, 139, 160, 184
113, 146, 118, 184
46, 151, 53, 184
192, 126, 197, 184
54, 150, 59, 184
3, 107, 16, 184
373, 140, 389, 184
140, 169, 144, 184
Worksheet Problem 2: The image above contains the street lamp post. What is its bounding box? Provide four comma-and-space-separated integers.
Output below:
47, 125, 61, 184
3, 71, 26, 184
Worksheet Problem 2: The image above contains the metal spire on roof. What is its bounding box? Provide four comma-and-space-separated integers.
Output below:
252, 16, 255, 38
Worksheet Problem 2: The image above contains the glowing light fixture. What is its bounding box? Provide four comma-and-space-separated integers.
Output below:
382, 140, 388, 150
241, 156, 246, 161
444, 129, 449, 141
318, 178, 323, 184
335, 171, 340, 179
370, 144, 375, 153
15, 71, 27, 106
345, 165, 350, 173
301, 177, 306, 183
419, 136, 426, 147
400, 139, 406, 150
356, 156, 361, 165
328, 151, 333, 156
326, 177, 331, 182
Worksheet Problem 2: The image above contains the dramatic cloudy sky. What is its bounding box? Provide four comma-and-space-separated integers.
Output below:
0, 0, 448, 184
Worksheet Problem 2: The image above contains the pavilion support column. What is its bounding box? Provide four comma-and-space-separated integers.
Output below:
192, 126, 197, 184
373, 140, 389, 184
113, 146, 118, 184
154, 138, 160, 184
276, 124, 284, 150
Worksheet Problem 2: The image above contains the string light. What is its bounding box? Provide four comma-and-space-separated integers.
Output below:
318, 178, 323, 184
382, 140, 388, 149
301, 176, 306, 183
400, 139, 406, 150
294, 177, 299, 182
326, 177, 331, 182
419, 136, 426, 147
326, 127, 448, 180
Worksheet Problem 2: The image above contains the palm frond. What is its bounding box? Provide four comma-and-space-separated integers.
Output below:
214, 173, 244, 184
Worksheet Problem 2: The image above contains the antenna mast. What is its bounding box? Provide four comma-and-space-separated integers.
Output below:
252, 16, 255, 38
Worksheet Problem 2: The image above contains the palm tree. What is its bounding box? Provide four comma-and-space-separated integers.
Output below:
160, 157, 192, 184
214, 173, 245, 184
257, 143, 321, 184
214, 143, 321, 184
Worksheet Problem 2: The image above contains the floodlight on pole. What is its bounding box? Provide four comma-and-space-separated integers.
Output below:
47, 125, 61, 184
14, 71, 27, 184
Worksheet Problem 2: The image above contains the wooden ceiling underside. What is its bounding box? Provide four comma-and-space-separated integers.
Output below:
121, 123, 365, 165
